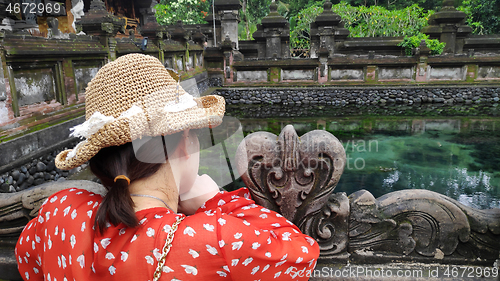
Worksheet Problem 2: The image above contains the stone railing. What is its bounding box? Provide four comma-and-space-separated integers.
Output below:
0, 180, 105, 281
1, 125, 499, 280
235, 125, 500, 270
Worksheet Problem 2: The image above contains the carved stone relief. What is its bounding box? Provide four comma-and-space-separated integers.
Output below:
349, 189, 500, 264
236, 125, 349, 260
236, 125, 346, 224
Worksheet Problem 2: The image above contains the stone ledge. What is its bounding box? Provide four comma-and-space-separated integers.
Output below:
0, 116, 84, 170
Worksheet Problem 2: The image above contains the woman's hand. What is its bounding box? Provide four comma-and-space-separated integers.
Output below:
177, 174, 220, 215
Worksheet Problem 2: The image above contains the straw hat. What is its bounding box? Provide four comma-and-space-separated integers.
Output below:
55, 53, 225, 170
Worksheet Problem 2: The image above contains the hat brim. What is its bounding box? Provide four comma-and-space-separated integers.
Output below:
55, 94, 225, 170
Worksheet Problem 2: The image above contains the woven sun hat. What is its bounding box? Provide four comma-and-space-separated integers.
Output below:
55, 53, 225, 170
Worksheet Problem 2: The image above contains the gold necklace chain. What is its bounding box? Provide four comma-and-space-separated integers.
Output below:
153, 215, 185, 281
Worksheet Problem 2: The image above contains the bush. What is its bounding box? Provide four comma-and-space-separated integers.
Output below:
398, 33, 445, 56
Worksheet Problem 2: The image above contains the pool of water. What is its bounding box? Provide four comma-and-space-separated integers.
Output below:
216, 104, 500, 210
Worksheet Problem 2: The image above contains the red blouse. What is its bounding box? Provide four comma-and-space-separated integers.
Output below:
16, 187, 319, 281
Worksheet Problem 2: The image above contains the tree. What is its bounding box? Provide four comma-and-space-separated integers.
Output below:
155, 0, 210, 25
458, 0, 500, 34
240, 0, 272, 39
331, 0, 444, 10
239, 0, 288, 40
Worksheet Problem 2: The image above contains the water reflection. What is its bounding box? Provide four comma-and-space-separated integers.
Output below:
227, 104, 500, 210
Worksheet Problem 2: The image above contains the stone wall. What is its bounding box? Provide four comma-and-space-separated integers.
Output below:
214, 0, 500, 87
0, 142, 83, 193
228, 54, 500, 85
225, 101, 500, 121
0, 117, 83, 192
219, 86, 500, 107
0, 34, 204, 127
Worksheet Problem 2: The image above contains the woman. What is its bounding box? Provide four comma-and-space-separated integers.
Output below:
15, 54, 319, 281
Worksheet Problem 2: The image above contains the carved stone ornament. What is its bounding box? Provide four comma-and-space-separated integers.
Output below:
236, 125, 348, 259
0, 181, 105, 238
236, 125, 500, 264
349, 189, 500, 264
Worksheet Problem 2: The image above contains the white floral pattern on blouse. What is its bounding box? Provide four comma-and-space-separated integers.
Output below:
16, 188, 319, 280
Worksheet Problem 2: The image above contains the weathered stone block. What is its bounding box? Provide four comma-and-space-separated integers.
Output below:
365, 66, 377, 82
282, 69, 315, 81
164, 57, 174, 69
187, 55, 194, 69
236, 70, 267, 82
429, 66, 466, 80
374, 120, 410, 132
328, 121, 361, 131
330, 69, 364, 81
477, 66, 500, 80
424, 120, 460, 132
269, 67, 280, 82
74, 63, 100, 94
13, 68, 56, 107
176, 56, 184, 70
0, 55, 6, 102
378, 67, 413, 80
466, 64, 478, 82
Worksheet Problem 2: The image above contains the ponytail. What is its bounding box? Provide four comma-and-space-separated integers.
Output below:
95, 178, 137, 234
89, 133, 183, 234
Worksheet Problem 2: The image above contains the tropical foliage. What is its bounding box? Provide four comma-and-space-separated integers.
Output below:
290, 2, 433, 50
398, 33, 445, 56
457, 0, 500, 35
239, 0, 289, 40
154, 0, 500, 52
155, 0, 210, 25
330, 0, 442, 11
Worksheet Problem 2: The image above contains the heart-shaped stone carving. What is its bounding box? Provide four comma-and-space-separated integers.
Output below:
235, 125, 346, 225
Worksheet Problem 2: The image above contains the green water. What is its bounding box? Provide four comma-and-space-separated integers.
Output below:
337, 130, 500, 210
223, 108, 500, 210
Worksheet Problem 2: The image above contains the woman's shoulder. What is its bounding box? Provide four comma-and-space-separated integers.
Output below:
197, 187, 254, 212
39, 187, 103, 213
45, 186, 102, 200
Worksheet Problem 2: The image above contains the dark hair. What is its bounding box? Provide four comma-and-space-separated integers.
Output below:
90, 133, 183, 234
